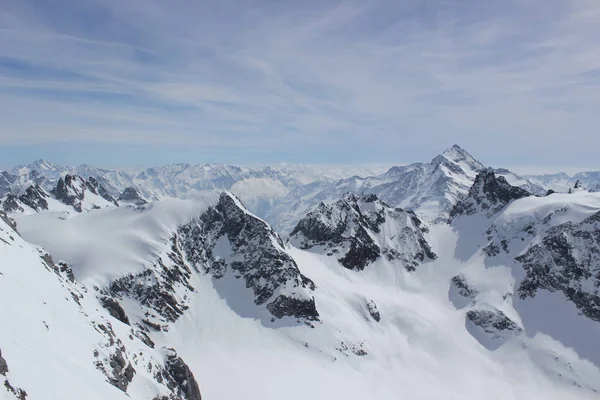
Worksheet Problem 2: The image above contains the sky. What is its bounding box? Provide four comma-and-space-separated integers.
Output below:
0, 0, 599, 171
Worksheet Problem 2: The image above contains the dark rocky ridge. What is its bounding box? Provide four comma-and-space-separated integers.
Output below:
290, 193, 436, 271
466, 308, 522, 339
109, 234, 195, 326
118, 187, 148, 206
51, 174, 86, 212
157, 350, 202, 400
179, 193, 319, 322
516, 211, 600, 321
1, 184, 50, 213
87, 177, 119, 206
449, 169, 531, 220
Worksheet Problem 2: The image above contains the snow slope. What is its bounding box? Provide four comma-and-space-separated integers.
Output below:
5, 190, 600, 399
0, 211, 202, 400
450, 171, 600, 370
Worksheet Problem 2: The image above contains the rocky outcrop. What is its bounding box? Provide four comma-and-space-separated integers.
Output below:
1, 195, 24, 213
451, 275, 478, 300
52, 174, 86, 212
366, 300, 381, 322
109, 234, 195, 326
86, 177, 118, 206
0, 211, 17, 232
156, 349, 202, 400
18, 184, 50, 212
1, 184, 49, 213
0, 348, 7, 376
93, 322, 136, 392
516, 211, 600, 321
466, 308, 522, 347
118, 187, 147, 206
450, 170, 531, 220
179, 193, 319, 322
290, 193, 436, 271
100, 296, 130, 325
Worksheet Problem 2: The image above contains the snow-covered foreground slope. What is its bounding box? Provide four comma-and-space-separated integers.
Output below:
4, 190, 600, 400
0, 211, 203, 400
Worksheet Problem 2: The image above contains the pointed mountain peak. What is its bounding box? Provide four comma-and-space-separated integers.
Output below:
29, 159, 56, 171
439, 145, 485, 170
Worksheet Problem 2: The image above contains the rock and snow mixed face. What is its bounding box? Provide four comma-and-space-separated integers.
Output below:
289, 193, 436, 271
449, 169, 531, 220
179, 193, 319, 323
3, 148, 600, 400
0, 210, 202, 400
450, 172, 600, 367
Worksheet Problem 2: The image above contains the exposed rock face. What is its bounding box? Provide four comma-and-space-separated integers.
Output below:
366, 300, 381, 322
0, 211, 17, 232
93, 322, 136, 392
516, 211, 600, 321
110, 234, 195, 326
158, 350, 202, 400
52, 174, 86, 212
0, 348, 8, 376
290, 193, 436, 271
1, 194, 24, 213
466, 308, 522, 347
18, 184, 50, 212
1, 185, 50, 213
179, 193, 319, 322
118, 187, 148, 206
87, 177, 119, 206
449, 169, 531, 220
451, 275, 478, 301
100, 296, 130, 325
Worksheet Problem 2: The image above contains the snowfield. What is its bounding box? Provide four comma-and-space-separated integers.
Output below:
2, 148, 600, 400
2, 193, 598, 399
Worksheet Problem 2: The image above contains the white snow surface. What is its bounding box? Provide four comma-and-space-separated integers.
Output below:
13, 196, 217, 287
3, 190, 600, 399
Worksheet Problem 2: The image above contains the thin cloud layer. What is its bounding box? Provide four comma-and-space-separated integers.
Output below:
0, 0, 599, 167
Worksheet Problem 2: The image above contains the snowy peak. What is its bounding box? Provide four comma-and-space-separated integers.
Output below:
449, 169, 531, 220
290, 193, 436, 271
438, 144, 485, 174
179, 192, 319, 323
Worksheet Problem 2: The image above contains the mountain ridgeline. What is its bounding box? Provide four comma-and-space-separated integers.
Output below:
2, 146, 600, 400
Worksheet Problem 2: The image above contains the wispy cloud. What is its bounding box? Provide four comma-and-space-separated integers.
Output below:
0, 0, 599, 166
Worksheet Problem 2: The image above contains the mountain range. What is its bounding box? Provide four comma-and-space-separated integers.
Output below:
1, 146, 600, 400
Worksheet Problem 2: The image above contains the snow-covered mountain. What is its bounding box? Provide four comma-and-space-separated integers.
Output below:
0, 210, 202, 400
449, 170, 600, 367
290, 193, 436, 271
3, 148, 600, 400
266, 144, 489, 232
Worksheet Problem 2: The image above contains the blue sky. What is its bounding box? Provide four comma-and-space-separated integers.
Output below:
0, 0, 599, 171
